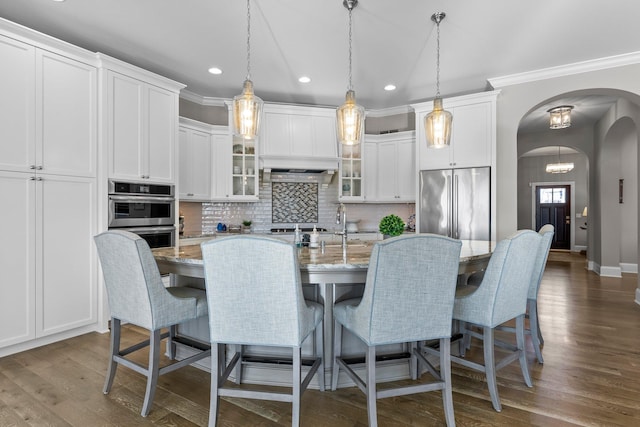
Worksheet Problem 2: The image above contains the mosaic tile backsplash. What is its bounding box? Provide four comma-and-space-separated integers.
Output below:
272, 182, 318, 223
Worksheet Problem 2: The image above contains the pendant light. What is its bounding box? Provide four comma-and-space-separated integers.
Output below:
425, 12, 453, 149
336, 0, 365, 146
546, 146, 574, 173
547, 105, 573, 129
232, 0, 263, 140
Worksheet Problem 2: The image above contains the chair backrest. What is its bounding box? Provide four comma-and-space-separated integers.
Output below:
528, 224, 555, 299
201, 236, 312, 347
351, 234, 462, 346
468, 230, 542, 327
94, 230, 179, 330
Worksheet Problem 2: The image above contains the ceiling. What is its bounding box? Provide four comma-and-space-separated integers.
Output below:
1, 0, 640, 133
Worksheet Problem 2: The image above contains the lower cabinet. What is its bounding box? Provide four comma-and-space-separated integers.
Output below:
363, 131, 416, 202
0, 171, 97, 350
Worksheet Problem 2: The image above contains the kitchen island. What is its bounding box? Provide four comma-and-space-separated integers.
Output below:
152, 237, 494, 389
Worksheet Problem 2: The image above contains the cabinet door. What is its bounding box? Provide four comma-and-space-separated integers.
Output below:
37, 175, 96, 337
108, 71, 144, 180
179, 128, 211, 200
395, 139, 416, 201
38, 50, 97, 177
311, 115, 338, 158
0, 172, 36, 348
450, 102, 492, 168
146, 85, 176, 183
0, 35, 35, 173
261, 112, 290, 156
211, 133, 231, 199
376, 141, 398, 200
362, 142, 377, 201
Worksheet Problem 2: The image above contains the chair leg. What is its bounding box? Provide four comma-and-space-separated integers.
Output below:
209, 343, 221, 427
316, 322, 325, 392
331, 320, 342, 391
168, 325, 177, 360
141, 329, 161, 417
234, 344, 243, 385
458, 321, 468, 357
292, 347, 302, 427
366, 345, 378, 427
409, 341, 418, 380
440, 338, 456, 427
483, 327, 501, 412
103, 318, 120, 394
529, 299, 544, 363
516, 315, 533, 387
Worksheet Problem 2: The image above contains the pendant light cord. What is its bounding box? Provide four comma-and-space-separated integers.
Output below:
246, 0, 252, 81
348, 7, 353, 91
435, 17, 441, 98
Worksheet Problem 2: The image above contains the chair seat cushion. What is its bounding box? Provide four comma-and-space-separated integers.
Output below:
167, 286, 209, 318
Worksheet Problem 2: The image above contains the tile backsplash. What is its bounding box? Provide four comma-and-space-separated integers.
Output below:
180, 177, 414, 236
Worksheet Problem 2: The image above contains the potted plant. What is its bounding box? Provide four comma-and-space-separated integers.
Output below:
378, 214, 405, 238
242, 220, 252, 233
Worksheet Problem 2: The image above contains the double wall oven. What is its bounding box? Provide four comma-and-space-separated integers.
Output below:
108, 180, 176, 248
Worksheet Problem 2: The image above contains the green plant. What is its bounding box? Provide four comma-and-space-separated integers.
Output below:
242, 220, 252, 227
378, 214, 405, 236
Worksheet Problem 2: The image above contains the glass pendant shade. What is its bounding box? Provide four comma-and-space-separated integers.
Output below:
545, 162, 574, 173
337, 89, 365, 146
425, 97, 453, 148
548, 105, 573, 129
232, 79, 263, 140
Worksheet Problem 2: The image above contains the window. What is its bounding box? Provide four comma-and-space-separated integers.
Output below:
539, 187, 566, 204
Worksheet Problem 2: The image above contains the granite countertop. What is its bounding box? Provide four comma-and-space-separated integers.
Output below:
152, 238, 494, 270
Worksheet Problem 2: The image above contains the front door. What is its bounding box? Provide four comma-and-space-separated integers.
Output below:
536, 185, 571, 250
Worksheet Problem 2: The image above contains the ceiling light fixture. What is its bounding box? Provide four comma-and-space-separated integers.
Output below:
208, 67, 223, 75
232, 0, 263, 140
546, 146, 574, 173
384, 84, 396, 91
547, 105, 573, 129
425, 12, 453, 149
298, 76, 311, 83
336, 0, 365, 146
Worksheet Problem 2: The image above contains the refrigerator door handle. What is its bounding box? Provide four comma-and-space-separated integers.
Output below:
447, 174, 452, 237
453, 174, 459, 239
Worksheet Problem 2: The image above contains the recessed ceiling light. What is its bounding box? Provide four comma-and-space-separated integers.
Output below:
208, 67, 223, 75
298, 76, 311, 83
384, 84, 396, 91
52, 0, 66, 2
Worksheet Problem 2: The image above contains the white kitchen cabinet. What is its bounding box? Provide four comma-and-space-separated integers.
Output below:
363, 132, 415, 202
0, 35, 97, 177
260, 104, 338, 170
413, 92, 497, 171
0, 172, 97, 349
105, 69, 181, 183
211, 132, 232, 200
339, 143, 364, 202
179, 123, 212, 201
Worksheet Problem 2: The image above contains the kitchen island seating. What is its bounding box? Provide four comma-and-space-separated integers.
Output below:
424, 230, 542, 412
495, 224, 554, 363
201, 235, 324, 427
332, 234, 462, 427
94, 230, 211, 417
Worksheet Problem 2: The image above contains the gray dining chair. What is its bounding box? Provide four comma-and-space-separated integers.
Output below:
201, 235, 324, 427
332, 234, 462, 427
94, 230, 211, 417
424, 230, 541, 412
496, 224, 554, 363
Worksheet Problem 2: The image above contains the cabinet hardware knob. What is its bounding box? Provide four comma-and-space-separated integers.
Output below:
37, 165, 43, 170
29, 165, 36, 170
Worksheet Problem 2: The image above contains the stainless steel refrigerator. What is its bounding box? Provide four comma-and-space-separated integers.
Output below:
419, 167, 490, 240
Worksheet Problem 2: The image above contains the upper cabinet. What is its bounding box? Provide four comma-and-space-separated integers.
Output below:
102, 56, 184, 183
363, 131, 416, 203
412, 91, 498, 171
260, 104, 338, 171
0, 34, 97, 178
339, 143, 364, 201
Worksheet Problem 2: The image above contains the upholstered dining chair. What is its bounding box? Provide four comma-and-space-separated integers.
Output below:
496, 224, 554, 363
94, 230, 211, 417
424, 230, 542, 412
201, 235, 324, 427
332, 234, 462, 427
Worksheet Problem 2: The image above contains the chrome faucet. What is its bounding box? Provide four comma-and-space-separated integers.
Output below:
335, 203, 347, 249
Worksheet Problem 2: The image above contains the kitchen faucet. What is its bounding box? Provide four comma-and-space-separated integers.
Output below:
335, 203, 347, 249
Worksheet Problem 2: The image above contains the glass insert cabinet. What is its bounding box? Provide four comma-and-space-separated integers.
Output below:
339, 143, 363, 200
231, 135, 258, 199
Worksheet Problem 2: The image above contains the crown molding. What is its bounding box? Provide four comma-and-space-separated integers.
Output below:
180, 90, 228, 107
366, 105, 413, 118
488, 51, 640, 88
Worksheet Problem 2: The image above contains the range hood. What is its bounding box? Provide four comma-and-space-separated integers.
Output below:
260, 155, 338, 188
262, 168, 336, 188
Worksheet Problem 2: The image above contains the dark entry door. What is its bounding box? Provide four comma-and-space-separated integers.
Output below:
536, 185, 571, 250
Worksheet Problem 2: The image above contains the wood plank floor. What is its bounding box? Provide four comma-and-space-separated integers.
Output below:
1, 252, 639, 426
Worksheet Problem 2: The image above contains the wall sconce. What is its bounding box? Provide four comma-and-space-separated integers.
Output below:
547, 105, 574, 129
580, 206, 587, 230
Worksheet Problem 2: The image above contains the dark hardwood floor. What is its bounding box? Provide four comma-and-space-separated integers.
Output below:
1, 252, 639, 426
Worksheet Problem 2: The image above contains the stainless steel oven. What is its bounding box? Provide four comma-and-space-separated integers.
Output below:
108, 180, 176, 248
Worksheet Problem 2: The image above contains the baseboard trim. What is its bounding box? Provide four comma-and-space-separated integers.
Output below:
599, 265, 623, 278
620, 263, 638, 274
